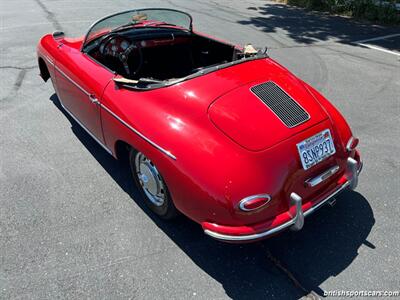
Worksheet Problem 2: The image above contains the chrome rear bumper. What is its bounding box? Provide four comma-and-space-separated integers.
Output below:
204, 157, 361, 242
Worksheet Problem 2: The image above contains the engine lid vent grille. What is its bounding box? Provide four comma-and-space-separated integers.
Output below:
250, 81, 310, 128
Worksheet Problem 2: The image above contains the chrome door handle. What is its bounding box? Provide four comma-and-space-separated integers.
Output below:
88, 94, 99, 104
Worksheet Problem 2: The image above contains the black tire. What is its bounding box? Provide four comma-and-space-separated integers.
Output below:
129, 148, 178, 220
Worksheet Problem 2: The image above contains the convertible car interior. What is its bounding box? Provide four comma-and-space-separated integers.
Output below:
85, 27, 256, 81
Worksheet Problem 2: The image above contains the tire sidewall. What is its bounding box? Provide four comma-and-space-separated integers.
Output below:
129, 149, 176, 219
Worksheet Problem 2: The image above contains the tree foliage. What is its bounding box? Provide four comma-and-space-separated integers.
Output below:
287, 0, 400, 23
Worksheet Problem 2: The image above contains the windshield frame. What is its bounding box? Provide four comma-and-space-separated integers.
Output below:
81, 8, 193, 52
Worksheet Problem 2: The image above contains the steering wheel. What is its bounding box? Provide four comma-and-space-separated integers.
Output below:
99, 34, 144, 77
118, 43, 143, 77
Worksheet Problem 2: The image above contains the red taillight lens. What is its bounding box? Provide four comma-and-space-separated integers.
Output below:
239, 195, 271, 212
346, 137, 359, 152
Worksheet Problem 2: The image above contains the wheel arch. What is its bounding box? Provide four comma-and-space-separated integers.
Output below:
114, 139, 133, 162
38, 57, 50, 82
114, 138, 179, 217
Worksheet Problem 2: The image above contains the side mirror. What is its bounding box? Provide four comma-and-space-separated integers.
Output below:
52, 31, 65, 39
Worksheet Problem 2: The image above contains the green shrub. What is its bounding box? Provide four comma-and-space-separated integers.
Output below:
351, 1, 399, 23
286, 0, 400, 24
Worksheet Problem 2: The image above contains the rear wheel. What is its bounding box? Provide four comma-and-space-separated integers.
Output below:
129, 149, 178, 219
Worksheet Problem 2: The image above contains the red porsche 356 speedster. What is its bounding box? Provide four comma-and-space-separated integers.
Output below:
37, 8, 362, 242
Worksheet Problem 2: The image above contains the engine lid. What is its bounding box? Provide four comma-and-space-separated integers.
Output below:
208, 77, 328, 151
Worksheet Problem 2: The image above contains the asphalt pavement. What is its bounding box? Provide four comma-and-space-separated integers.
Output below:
1, 0, 399, 299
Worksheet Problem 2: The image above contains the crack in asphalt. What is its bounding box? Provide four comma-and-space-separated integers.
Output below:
32, 0, 63, 31
14, 69, 27, 91
0, 68, 34, 102
0, 65, 36, 96
309, 47, 329, 91
0, 66, 36, 70
264, 247, 321, 299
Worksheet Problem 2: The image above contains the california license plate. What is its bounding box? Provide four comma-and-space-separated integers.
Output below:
297, 129, 336, 170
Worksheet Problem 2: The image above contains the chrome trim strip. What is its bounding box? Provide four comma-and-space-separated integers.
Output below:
54, 64, 175, 159
238, 194, 271, 211
43, 55, 55, 67
100, 103, 176, 160
54, 65, 91, 97
57, 95, 113, 155
204, 156, 361, 242
249, 81, 311, 129
119, 55, 267, 91
305, 165, 340, 188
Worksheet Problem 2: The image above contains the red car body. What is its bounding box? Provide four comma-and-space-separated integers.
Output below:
37, 9, 362, 242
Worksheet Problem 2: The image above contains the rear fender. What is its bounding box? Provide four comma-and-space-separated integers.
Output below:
301, 81, 353, 152
37, 34, 59, 83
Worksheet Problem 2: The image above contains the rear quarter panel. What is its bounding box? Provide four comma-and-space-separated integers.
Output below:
100, 81, 260, 225
100, 71, 350, 227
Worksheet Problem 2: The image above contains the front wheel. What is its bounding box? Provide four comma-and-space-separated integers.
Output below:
129, 149, 178, 220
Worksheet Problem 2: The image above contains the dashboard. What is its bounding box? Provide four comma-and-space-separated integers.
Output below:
99, 36, 131, 57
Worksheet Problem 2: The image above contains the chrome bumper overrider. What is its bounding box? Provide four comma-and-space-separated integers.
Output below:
204, 157, 361, 242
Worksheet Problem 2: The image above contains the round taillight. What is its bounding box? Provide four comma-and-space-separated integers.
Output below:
346, 137, 359, 152
239, 194, 271, 212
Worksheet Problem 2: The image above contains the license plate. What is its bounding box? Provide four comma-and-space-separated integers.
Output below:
297, 129, 336, 170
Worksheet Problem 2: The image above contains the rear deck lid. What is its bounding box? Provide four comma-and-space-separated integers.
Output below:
208, 78, 328, 151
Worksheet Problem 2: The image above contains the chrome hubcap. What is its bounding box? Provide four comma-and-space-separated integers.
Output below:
134, 152, 165, 206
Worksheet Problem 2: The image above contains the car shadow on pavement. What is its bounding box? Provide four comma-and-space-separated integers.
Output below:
240, 3, 399, 46
50, 93, 375, 299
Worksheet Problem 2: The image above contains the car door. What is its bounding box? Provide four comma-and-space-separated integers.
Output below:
54, 43, 114, 147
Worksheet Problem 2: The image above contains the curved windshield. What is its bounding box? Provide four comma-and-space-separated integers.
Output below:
83, 8, 192, 48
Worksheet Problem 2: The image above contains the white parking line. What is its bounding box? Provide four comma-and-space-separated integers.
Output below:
354, 34, 400, 56
355, 33, 400, 43
357, 43, 400, 56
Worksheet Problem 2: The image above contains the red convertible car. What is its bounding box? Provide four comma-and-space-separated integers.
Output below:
37, 8, 363, 242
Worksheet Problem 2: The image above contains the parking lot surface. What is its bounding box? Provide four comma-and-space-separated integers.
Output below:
1, 0, 399, 299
